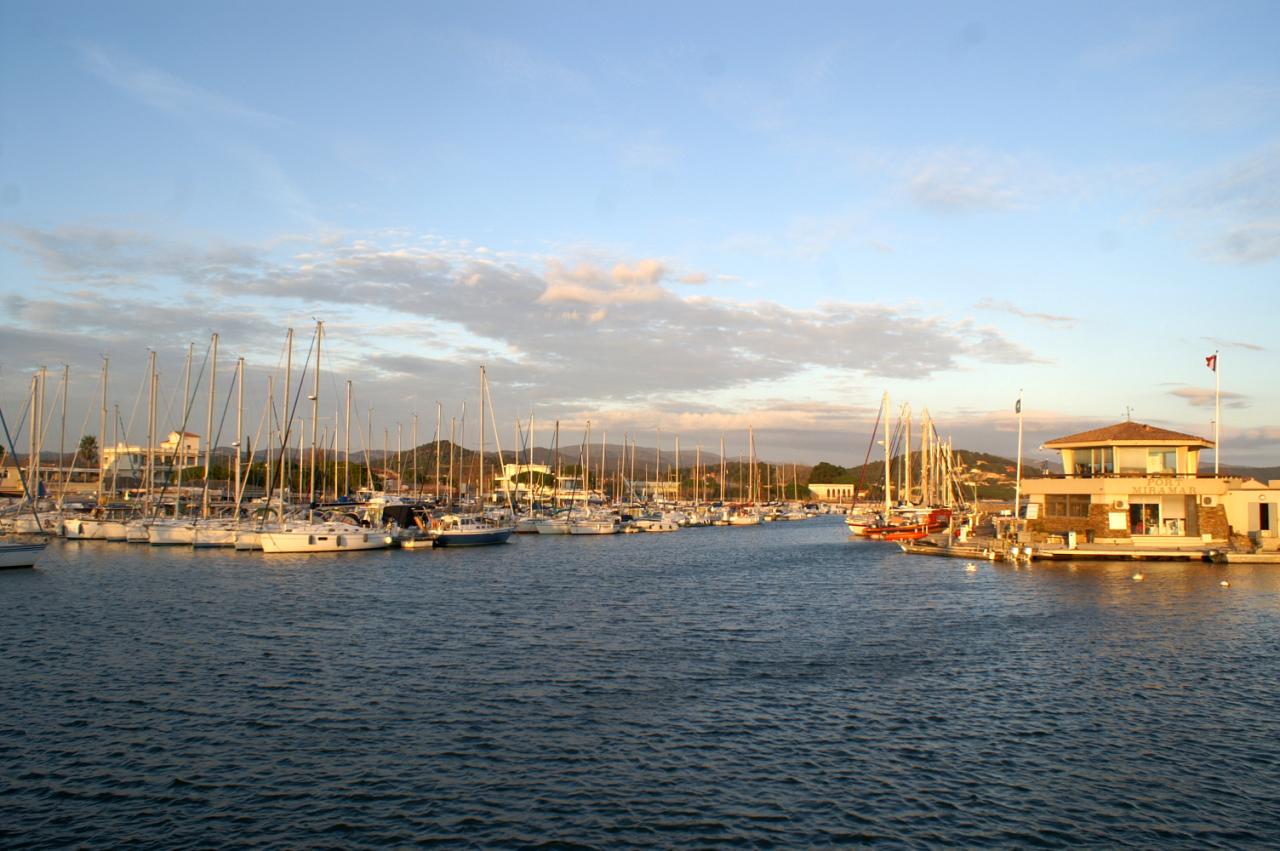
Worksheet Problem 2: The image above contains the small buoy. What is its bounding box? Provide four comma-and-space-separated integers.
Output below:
1132, 572, 1145, 581
964, 562, 978, 573
1220, 580, 1230, 588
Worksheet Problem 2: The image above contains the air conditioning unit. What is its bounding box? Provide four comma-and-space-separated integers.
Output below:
1202, 495, 1215, 507
1112, 500, 1125, 509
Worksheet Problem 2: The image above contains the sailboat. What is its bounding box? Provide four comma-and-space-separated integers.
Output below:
0, 392, 50, 568
426, 366, 514, 547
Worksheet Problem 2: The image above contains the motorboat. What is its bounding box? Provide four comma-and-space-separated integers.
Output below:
427, 513, 515, 547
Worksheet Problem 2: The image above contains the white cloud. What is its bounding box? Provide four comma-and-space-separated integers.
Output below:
1202, 337, 1266, 352
1212, 222, 1280, 265
1170, 387, 1249, 409
1078, 17, 1187, 70
1158, 141, 1280, 266
3, 224, 1038, 414
78, 43, 284, 126
905, 150, 1024, 213
539, 258, 669, 305
975, 298, 1076, 326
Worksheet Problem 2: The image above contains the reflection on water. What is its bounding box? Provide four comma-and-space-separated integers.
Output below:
3, 518, 1278, 846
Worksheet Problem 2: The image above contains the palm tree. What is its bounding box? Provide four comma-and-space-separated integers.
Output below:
78, 435, 99, 465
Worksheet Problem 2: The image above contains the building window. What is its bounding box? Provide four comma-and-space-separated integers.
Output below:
1147, 449, 1177, 475
1129, 502, 1160, 535
1046, 495, 1091, 518
1072, 447, 1114, 477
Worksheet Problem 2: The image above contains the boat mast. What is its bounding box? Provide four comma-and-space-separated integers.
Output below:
528, 412, 536, 514
882, 391, 891, 518
97, 357, 108, 505
58, 364, 67, 504
675, 435, 681, 503
281, 327, 292, 500
719, 434, 726, 503
202, 333, 218, 519
478, 366, 485, 509
309, 322, 321, 505
145, 352, 157, 507
553, 420, 560, 509
265, 375, 274, 505
234, 357, 244, 509
583, 420, 590, 505
26, 374, 37, 504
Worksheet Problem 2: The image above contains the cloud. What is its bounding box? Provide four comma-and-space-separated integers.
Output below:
1202, 337, 1266, 352
1175, 81, 1280, 133
1170, 142, 1280, 265
1212, 222, 1280, 265
906, 151, 1023, 213
539, 258, 670, 305
679, 272, 709, 285
975, 298, 1076, 326
78, 43, 285, 126
1079, 17, 1186, 70
453, 32, 590, 96
3, 224, 1037, 416
1169, 387, 1249, 409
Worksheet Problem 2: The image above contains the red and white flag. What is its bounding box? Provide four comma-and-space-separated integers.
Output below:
1206, 354, 1217, 371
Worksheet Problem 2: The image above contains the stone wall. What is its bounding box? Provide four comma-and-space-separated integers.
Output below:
1198, 505, 1229, 541
1027, 504, 1127, 542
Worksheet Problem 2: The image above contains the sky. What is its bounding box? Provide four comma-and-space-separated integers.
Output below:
1, 0, 1278, 468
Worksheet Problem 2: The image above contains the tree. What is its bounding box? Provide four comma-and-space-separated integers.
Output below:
78, 435, 99, 465
807, 461, 849, 484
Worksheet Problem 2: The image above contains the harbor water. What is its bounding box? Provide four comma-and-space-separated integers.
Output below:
3, 516, 1279, 846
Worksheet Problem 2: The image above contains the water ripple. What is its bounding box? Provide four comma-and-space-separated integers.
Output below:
4, 520, 1280, 846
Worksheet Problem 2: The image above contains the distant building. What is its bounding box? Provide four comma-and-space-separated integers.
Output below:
102, 430, 201, 486
807, 483, 863, 503
1021, 421, 1278, 549
491, 463, 590, 503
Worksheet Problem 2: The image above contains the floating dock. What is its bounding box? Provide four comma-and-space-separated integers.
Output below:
896, 537, 1270, 563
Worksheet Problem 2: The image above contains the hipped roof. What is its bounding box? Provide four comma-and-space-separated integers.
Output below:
1044, 421, 1213, 448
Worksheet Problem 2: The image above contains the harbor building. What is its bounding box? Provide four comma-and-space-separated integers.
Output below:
1020, 421, 1278, 551
807, 483, 864, 503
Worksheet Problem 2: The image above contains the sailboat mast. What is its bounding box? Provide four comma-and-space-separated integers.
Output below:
309, 322, 321, 505
344, 380, 352, 498
553, 420, 560, 508
202, 333, 218, 518
145, 352, 157, 505
478, 366, 486, 508
882, 391, 891, 518
26, 374, 37, 503
719, 434, 726, 503
265, 375, 274, 504
234, 357, 244, 508
281, 328, 292, 500
58, 365, 68, 503
528, 412, 536, 513
97, 358, 108, 505
674, 435, 681, 503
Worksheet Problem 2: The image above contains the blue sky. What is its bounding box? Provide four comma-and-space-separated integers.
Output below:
1, 1, 1277, 466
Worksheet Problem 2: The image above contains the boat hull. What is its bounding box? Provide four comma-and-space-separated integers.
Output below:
431, 528, 514, 547
260, 529, 394, 554
0, 541, 47, 569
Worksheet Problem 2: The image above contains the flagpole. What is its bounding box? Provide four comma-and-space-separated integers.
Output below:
1214, 350, 1220, 476
1014, 392, 1024, 529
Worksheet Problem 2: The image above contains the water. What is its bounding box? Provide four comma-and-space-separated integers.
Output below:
4, 517, 1279, 847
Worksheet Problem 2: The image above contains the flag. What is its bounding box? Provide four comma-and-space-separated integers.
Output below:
1206, 354, 1217, 371
1015, 399, 1022, 414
